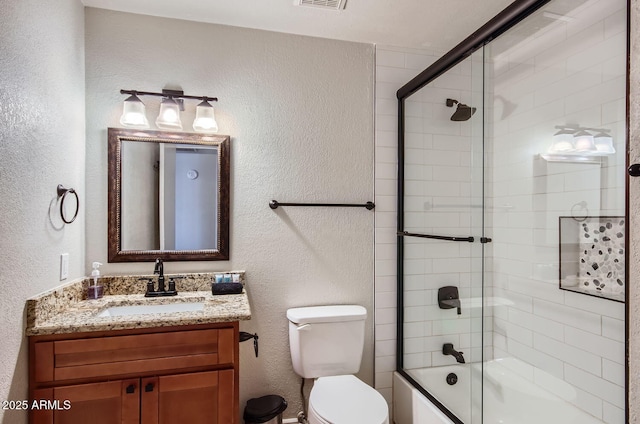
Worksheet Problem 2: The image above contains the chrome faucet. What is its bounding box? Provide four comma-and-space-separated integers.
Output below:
443, 343, 465, 363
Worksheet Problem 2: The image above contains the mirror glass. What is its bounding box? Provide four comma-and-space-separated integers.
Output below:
108, 128, 230, 262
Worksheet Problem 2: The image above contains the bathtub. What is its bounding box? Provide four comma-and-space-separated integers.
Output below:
393, 358, 604, 424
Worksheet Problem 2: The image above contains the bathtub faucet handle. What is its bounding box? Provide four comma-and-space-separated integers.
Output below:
438, 286, 462, 315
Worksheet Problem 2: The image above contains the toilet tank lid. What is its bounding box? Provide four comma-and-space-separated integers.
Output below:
287, 305, 366, 324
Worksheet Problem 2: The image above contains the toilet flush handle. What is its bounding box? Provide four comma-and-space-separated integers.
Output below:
296, 324, 312, 331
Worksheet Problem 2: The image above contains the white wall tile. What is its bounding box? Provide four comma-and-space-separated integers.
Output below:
507, 339, 564, 378
602, 358, 625, 386
603, 402, 625, 424
493, 318, 533, 347
533, 299, 602, 334
377, 66, 422, 84
375, 370, 394, 390
534, 333, 602, 376
376, 339, 397, 357
376, 323, 397, 341
376, 130, 397, 148
375, 275, 396, 292
375, 355, 396, 373
375, 290, 398, 309
564, 326, 625, 364
508, 307, 564, 341
376, 49, 406, 68
375, 307, 396, 325
564, 364, 625, 409
602, 316, 625, 342
563, 292, 625, 320
569, 386, 604, 421
376, 81, 399, 100
405, 53, 437, 70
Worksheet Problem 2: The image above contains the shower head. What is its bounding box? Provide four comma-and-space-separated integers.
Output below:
446, 98, 476, 121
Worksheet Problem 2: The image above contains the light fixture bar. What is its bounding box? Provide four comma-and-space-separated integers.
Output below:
120, 89, 218, 102
554, 125, 611, 134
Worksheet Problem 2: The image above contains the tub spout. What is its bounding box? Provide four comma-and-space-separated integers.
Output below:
443, 343, 465, 363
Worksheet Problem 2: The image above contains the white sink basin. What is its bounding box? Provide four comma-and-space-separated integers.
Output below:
97, 302, 205, 317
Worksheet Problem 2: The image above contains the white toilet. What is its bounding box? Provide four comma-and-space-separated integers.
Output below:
287, 305, 389, 424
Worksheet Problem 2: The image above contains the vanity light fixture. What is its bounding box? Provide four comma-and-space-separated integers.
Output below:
119, 89, 219, 132
156, 97, 183, 130
542, 125, 615, 162
119, 93, 149, 129
193, 99, 219, 132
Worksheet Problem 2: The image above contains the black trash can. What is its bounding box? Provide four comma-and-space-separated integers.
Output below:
243, 395, 287, 424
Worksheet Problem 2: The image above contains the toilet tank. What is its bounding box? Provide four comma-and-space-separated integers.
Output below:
287, 305, 367, 379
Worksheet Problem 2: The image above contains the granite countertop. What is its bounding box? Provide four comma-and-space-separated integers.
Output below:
26, 272, 251, 336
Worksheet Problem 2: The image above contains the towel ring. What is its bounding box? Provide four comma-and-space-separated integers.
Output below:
57, 184, 79, 224
570, 201, 588, 222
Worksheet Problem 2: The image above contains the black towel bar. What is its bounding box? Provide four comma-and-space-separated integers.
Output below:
269, 200, 375, 210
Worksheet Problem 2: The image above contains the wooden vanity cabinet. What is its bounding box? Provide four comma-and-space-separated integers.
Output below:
29, 322, 239, 424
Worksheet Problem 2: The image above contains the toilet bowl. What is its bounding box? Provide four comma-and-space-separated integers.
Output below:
308, 375, 389, 424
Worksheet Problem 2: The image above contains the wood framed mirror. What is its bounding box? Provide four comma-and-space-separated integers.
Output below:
108, 128, 230, 262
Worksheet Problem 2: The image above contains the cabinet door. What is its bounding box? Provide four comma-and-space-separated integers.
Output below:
31, 379, 140, 424
149, 370, 235, 424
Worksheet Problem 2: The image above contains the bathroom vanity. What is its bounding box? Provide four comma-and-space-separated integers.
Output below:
26, 274, 251, 424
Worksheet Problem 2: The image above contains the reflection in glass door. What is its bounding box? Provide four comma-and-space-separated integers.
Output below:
483, 0, 627, 422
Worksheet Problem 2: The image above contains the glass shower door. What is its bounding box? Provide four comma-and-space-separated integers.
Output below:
482, 0, 627, 422
397, 0, 627, 422
398, 49, 486, 424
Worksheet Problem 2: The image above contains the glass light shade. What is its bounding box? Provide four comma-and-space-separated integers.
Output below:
119, 95, 149, 128
192, 100, 219, 132
155, 98, 182, 130
594, 132, 615, 154
549, 129, 574, 153
573, 130, 596, 152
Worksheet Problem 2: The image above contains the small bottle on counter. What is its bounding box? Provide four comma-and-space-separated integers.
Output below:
87, 262, 104, 299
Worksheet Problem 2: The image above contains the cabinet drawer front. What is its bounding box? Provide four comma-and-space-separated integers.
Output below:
34, 328, 235, 383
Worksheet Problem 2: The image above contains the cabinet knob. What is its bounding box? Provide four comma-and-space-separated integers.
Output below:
126, 384, 136, 394
629, 164, 640, 177
145, 383, 155, 392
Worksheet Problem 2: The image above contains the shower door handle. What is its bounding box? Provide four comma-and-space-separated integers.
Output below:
397, 231, 474, 242
629, 164, 640, 177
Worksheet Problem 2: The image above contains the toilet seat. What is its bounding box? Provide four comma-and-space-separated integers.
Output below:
309, 375, 389, 424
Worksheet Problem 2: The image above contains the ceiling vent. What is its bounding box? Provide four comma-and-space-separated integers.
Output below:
296, 0, 347, 10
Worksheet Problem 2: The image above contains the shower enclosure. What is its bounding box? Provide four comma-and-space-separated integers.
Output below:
396, 0, 628, 422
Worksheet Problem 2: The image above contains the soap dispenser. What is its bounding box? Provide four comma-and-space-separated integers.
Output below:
87, 262, 104, 299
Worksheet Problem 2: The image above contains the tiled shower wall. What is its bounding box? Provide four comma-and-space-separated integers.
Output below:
400, 50, 488, 375
488, 0, 626, 421
374, 46, 440, 405
375, 46, 487, 409
374, 0, 627, 419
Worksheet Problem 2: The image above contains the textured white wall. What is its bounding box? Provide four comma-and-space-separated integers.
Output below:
84, 8, 374, 419
0, 0, 86, 422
